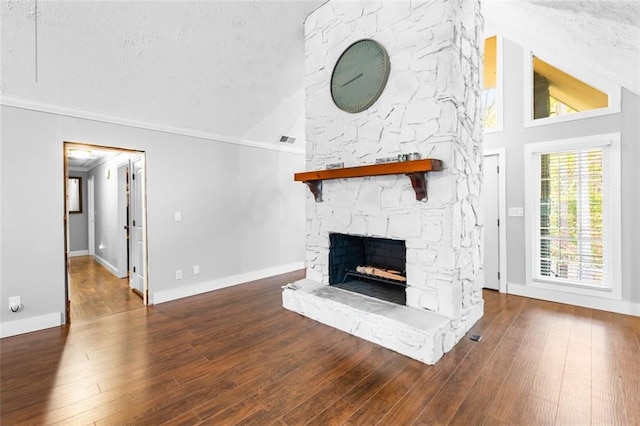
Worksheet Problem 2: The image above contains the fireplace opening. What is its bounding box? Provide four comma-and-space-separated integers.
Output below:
329, 233, 407, 305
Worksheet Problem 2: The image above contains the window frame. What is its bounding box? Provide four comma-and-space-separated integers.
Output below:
523, 50, 621, 128
524, 133, 621, 300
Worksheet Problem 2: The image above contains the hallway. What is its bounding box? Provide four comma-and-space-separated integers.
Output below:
69, 256, 144, 322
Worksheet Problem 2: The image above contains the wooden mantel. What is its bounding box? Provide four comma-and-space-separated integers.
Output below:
294, 159, 443, 202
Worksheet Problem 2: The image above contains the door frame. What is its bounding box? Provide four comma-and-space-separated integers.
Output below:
483, 148, 508, 293
128, 155, 148, 304
63, 141, 149, 323
88, 175, 95, 256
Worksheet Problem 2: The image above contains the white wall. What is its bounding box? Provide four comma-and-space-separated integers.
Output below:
483, 37, 640, 314
84, 153, 136, 276
0, 104, 307, 337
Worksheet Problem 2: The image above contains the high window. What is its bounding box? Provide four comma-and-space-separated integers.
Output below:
525, 134, 621, 298
532, 56, 608, 119
483, 36, 500, 131
525, 52, 620, 126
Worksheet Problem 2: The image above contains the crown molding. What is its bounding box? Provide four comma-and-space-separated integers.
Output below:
0, 95, 305, 155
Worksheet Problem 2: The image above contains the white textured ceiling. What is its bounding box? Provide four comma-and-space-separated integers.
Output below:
1, 0, 324, 149
1, 0, 638, 148
485, 0, 640, 96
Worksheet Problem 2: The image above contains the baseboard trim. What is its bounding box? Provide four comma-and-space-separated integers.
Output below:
1, 95, 305, 155
151, 262, 305, 305
508, 283, 640, 317
93, 254, 121, 278
0, 312, 63, 339
69, 250, 89, 257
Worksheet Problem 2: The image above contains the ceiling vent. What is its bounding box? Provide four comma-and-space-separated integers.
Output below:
279, 135, 296, 144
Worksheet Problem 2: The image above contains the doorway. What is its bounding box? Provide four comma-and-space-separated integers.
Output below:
482, 149, 507, 292
64, 142, 149, 323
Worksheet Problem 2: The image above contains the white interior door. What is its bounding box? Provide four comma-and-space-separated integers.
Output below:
483, 154, 500, 290
116, 164, 129, 278
129, 156, 147, 304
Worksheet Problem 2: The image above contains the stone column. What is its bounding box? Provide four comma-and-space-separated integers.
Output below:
302, 0, 484, 351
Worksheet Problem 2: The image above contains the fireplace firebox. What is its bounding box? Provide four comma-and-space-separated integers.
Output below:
328, 233, 407, 305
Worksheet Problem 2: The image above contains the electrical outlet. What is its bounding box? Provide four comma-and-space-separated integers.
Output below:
9, 296, 22, 313
175, 269, 183, 280
193, 265, 200, 275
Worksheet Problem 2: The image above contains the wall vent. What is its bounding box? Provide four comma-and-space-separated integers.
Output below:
279, 135, 296, 144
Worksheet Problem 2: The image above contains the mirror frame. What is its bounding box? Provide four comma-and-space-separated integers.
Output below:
68, 176, 83, 214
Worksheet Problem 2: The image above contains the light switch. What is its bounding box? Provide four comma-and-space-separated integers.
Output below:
174, 212, 182, 222
193, 265, 200, 275
508, 207, 524, 217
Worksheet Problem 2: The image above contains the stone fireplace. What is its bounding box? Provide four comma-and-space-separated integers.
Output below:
283, 0, 484, 364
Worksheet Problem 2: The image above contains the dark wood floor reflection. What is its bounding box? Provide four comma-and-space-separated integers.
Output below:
2, 270, 639, 425
69, 256, 144, 322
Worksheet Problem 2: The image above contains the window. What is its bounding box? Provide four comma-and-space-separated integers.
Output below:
482, 36, 500, 132
538, 149, 604, 285
532, 56, 608, 119
525, 134, 621, 298
524, 52, 620, 127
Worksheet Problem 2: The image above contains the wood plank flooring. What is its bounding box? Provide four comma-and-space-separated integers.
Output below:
2, 271, 639, 425
69, 256, 144, 322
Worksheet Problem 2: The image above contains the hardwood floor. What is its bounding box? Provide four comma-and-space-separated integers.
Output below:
69, 256, 144, 322
2, 271, 639, 425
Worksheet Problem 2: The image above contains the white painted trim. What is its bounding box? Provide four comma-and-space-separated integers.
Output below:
484, 148, 507, 293
132, 154, 150, 305
93, 254, 119, 277
522, 49, 621, 128
0, 312, 63, 338
507, 283, 640, 318
150, 262, 305, 305
0, 95, 305, 156
69, 250, 89, 257
117, 163, 129, 279
523, 133, 622, 300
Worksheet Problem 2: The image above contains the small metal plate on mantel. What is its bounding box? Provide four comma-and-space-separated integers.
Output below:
375, 156, 398, 164
326, 162, 344, 169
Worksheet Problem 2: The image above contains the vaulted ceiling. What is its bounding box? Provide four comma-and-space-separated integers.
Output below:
2, 0, 638, 149
1, 0, 324, 150
485, 0, 639, 96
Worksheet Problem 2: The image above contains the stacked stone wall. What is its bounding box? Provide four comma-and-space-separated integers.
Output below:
303, 0, 483, 350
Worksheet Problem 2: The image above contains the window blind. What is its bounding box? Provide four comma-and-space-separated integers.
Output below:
538, 148, 607, 286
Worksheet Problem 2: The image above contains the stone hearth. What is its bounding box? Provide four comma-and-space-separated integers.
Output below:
283, 0, 484, 365
283, 280, 450, 363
